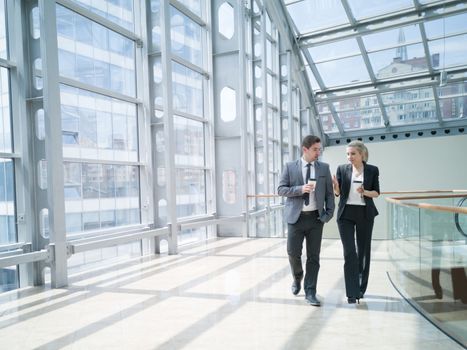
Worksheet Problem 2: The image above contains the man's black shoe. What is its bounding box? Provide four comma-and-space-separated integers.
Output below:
291, 279, 301, 295
305, 294, 321, 306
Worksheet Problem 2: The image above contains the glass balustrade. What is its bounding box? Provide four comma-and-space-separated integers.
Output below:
388, 195, 467, 347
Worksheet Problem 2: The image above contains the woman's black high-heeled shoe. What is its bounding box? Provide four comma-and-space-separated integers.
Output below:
347, 297, 360, 304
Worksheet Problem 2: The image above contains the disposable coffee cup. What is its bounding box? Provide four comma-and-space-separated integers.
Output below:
308, 179, 316, 191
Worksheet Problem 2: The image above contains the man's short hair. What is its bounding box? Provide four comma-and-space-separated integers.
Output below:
301, 135, 321, 149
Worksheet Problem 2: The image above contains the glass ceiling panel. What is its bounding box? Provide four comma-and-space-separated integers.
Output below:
381, 86, 434, 105
332, 94, 379, 111
384, 101, 437, 126
369, 43, 428, 79
381, 86, 437, 126
316, 56, 370, 87
285, 0, 348, 34
317, 102, 338, 133
307, 38, 360, 63
424, 13, 467, 39
337, 108, 384, 131
285, 0, 467, 138
332, 95, 383, 131
438, 82, 467, 120
428, 34, 467, 70
319, 113, 338, 133
363, 25, 422, 52
346, 0, 414, 21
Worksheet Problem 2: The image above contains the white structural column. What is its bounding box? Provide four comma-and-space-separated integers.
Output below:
237, 0, 249, 237
8, 0, 37, 287
159, 0, 178, 253
287, 51, 294, 158
260, 8, 270, 236
211, 0, 247, 236
38, 0, 68, 287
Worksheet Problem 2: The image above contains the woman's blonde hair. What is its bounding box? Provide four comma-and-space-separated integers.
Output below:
347, 140, 369, 162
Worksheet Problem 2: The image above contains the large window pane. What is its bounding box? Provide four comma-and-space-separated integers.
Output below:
424, 13, 467, 40
172, 62, 203, 117
0, 0, 7, 59
285, 0, 348, 34
65, 162, 140, 235
308, 38, 360, 63
0, 159, 15, 244
316, 56, 370, 87
171, 6, 202, 67
363, 25, 422, 52
69, 0, 134, 31
347, 0, 413, 21
150, 0, 161, 52
176, 168, 206, 218
60, 85, 138, 162
428, 34, 467, 70
369, 43, 428, 79
438, 82, 467, 120
56, 5, 135, 96
174, 116, 204, 167
0, 67, 11, 153
177, 0, 202, 17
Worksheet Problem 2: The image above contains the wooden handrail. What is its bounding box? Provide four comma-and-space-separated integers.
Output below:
385, 190, 467, 214
248, 190, 467, 198
247, 190, 467, 215
247, 194, 280, 198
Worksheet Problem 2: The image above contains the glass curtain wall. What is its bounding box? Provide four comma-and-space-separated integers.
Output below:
250, 1, 299, 238
53, 1, 143, 270
149, 0, 213, 247
0, 0, 17, 291
1, 0, 312, 292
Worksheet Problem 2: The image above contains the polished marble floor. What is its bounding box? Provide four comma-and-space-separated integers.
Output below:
0, 238, 464, 350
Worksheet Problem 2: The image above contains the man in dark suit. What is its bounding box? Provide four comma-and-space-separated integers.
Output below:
278, 135, 335, 306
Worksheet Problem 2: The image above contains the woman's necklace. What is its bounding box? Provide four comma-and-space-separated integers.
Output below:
353, 165, 364, 177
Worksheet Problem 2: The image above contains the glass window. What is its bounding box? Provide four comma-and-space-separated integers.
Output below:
56, 5, 136, 97
220, 87, 236, 122
438, 82, 467, 120
178, 0, 202, 17
0, 159, 15, 244
316, 56, 370, 87
174, 116, 205, 167
0, 0, 7, 59
308, 38, 361, 63
60, 85, 138, 162
170, 6, 202, 67
424, 13, 467, 40
428, 34, 467, 70
69, 0, 134, 31
369, 43, 428, 79
150, 0, 161, 52
172, 62, 203, 117
363, 25, 422, 52
347, 0, 413, 21
337, 108, 384, 131
218, 2, 234, 40
0, 68, 11, 153
65, 162, 140, 234
285, 0, 348, 34
176, 168, 206, 218
381, 87, 437, 125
